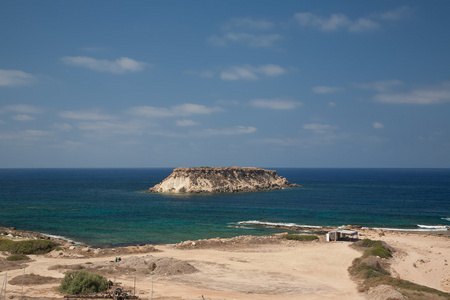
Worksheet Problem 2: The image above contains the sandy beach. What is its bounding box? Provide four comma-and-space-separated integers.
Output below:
0, 229, 449, 300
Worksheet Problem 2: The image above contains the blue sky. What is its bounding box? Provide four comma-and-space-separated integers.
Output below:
1, 1, 450, 168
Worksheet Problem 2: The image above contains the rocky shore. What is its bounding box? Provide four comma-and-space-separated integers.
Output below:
147, 166, 299, 193
1, 225, 449, 299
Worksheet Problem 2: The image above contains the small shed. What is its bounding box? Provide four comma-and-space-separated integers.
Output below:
326, 229, 358, 242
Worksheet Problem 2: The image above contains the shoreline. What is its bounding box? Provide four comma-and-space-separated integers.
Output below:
1, 223, 449, 249
1, 225, 449, 299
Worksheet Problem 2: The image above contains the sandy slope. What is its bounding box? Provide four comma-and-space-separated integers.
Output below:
362, 231, 450, 293
1, 231, 449, 299
1, 239, 363, 300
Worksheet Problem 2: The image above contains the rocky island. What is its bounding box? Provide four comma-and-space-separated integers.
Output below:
147, 166, 299, 193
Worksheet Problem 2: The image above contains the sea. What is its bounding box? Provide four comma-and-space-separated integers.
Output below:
0, 168, 449, 248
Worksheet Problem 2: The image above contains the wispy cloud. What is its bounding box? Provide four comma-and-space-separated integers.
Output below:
61, 56, 148, 74
208, 33, 282, 48
220, 64, 286, 81
208, 17, 281, 47
1, 104, 43, 114
59, 110, 115, 120
295, 12, 378, 32
312, 86, 344, 94
294, 6, 411, 33
373, 81, 450, 105
221, 17, 275, 31
176, 119, 199, 127
303, 123, 337, 134
373, 122, 384, 129
379, 6, 413, 21
195, 126, 257, 136
251, 98, 302, 110
12, 114, 35, 121
0, 69, 35, 87
355, 79, 404, 92
76, 120, 146, 136
128, 103, 223, 118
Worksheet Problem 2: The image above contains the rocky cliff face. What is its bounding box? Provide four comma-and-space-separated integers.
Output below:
147, 167, 298, 194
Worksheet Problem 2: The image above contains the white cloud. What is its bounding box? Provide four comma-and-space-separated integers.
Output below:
379, 6, 413, 21
208, 17, 281, 47
128, 103, 222, 118
176, 119, 199, 127
59, 110, 115, 120
356, 80, 403, 92
348, 18, 379, 32
208, 33, 282, 48
197, 126, 257, 136
295, 12, 353, 31
52, 123, 73, 131
312, 86, 344, 94
303, 123, 336, 134
251, 98, 302, 110
0, 69, 35, 87
373, 82, 450, 105
221, 17, 275, 31
25, 129, 52, 137
220, 64, 286, 81
373, 122, 384, 129
294, 7, 411, 33
61, 56, 147, 74
12, 114, 35, 121
77, 120, 145, 135
1, 104, 43, 114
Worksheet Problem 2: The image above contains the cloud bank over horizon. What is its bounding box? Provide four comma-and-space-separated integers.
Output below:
1, 1, 449, 168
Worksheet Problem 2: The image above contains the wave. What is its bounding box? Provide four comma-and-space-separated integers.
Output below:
228, 225, 255, 230
40, 233, 76, 243
417, 224, 448, 229
442, 217, 450, 222
364, 226, 448, 232
237, 220, 323, 229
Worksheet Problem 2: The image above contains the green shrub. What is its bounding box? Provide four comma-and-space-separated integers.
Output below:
0, 238, 57, 254
366, 246, 392, 259
350, 258, 390, 279
6, 254, 30, 261
357, 239, 383, 248
285, 234, 318, 241
55, 246, 63, 251
58, 271, 108, 295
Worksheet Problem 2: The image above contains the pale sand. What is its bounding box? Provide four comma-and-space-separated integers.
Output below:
361, 230, 450, 293
1, 231, 449, 299
2, 238, 363, 299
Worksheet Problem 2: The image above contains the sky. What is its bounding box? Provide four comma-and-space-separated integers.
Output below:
1, 1, 450, 168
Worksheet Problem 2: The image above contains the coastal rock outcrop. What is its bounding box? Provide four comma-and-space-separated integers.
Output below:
147, 166, 298, 194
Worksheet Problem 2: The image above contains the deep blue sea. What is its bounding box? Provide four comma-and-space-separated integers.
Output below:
0, 168, 449, 248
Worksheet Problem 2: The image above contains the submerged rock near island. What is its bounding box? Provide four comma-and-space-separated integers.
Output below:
147, 166, 299, 194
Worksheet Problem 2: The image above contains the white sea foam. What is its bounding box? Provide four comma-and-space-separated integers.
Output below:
229, 225, 255, 230
238, 220, 322, 229
442, 217, 450, 222
40, 233, 75, 243
364, 226, 449, 232
417, 224, 448, 229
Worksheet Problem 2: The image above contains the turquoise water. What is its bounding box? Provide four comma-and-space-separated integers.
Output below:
0, 168, 449, 247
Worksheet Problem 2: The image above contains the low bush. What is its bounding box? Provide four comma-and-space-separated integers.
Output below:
0, 238, 57, 254
58, 271, 109, 295
285, 234, 318, 241
6, 254, 30, 261
357, 239, 383, 248
349, 238, 450, 299
366, 246, 392, 259
349, 257, 390, 279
